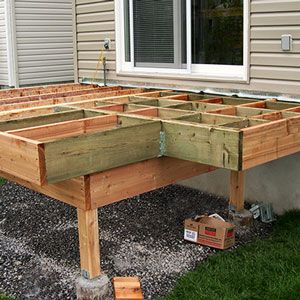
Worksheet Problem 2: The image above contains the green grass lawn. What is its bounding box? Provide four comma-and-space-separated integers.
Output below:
0, 178, 6, 186
159, 210, 300, 300
0, 295, 14, 300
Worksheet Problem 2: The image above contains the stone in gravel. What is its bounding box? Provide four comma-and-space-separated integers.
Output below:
0, 182, 273, 300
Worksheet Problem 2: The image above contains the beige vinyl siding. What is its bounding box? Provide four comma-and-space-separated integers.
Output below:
0, 0, 8, 85
249, 0, 300, 96
15, 0, 74, 86
76, 0, 300, 98
75, 0, 115, 81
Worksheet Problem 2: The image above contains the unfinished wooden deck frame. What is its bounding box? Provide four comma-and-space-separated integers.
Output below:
1, 83, 300, 280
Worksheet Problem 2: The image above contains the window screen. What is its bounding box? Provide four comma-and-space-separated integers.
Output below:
133, 0, 175, 66
124, 0, 131, 62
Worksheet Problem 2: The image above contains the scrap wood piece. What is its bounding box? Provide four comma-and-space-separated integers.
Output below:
113, 277, 143, 300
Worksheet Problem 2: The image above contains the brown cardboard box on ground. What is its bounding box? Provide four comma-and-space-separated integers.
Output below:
184, 215, 235, 250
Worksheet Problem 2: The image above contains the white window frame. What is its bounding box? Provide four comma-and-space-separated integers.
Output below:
115, 0, 249, 82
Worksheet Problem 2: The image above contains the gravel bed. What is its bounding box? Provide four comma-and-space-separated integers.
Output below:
0, 182, 273, 300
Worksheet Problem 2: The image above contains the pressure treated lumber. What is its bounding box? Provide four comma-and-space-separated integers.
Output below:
229, 171, 245, 212
242, 116, 300, 169
2, 83, 300, 286
0, 110, 85, 131
0, 105, 76, 121
0, 88, 145, 112
44, 120, 161, 183
89, 157, 215, 208
77, 208, 101, 279
113, 277, 143, 300
0, 86, 117, 105
0, 169, 87, 209
162, 120, 241, 170
0, 83, 96, 98
0, 132, 43, 185
0, 157, 215, 210
1, 84, 300, 186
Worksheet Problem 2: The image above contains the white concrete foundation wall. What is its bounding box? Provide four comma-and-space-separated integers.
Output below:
180, 152, 300, 215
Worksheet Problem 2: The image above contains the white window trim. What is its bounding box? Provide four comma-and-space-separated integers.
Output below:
115, 0, 249, 82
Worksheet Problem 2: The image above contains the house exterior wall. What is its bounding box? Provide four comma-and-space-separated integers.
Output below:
0, 0, 8, 86
180, 152, 300, 215
75, 0, 300, 99
14, 0, 74, 86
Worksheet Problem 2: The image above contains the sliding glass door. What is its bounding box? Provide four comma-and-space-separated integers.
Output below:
120, 0, 246, 79
192, 0, 243, 65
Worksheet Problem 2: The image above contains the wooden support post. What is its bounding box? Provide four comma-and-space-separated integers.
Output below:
229, 171, 245, 212
77, 208, 101, 279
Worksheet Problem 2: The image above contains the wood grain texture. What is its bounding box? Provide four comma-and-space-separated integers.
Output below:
8, 114, 117, 141
0, 110, 84, 131
0, 83, 96, 98
77, 208, 101, 279
89, 157, 215, 208
0, 87, 118, 105
242, 115, 300, 169
163, 121, 241, 170
230, 171, 245, 212
0, 169, 87, 209
113, 277, 143, 300
242, 119, 288, 169
0, 88, 145, 112
0, 133, 43, 185
44, 121, 161, 183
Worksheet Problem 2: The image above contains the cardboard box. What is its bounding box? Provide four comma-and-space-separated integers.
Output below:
184, 215, 235, 250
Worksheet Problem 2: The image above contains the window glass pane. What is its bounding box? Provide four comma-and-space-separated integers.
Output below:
133, 0, 174, 66
181, 0, 187, 64
192, 0, 243, 65
124, 0, 131, 62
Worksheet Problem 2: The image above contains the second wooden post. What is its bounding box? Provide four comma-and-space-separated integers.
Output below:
229, 170, 245, 212
77, 208, 101, 279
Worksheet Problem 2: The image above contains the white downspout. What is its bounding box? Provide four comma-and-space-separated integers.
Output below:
72, 0, 78, 83
5, 0, 19, 87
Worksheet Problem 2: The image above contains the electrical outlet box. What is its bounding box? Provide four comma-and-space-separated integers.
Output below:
281, 34, 292, 51
104, 38, 111, 50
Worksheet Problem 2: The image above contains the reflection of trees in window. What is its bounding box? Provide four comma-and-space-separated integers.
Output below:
192, 0, 243, 65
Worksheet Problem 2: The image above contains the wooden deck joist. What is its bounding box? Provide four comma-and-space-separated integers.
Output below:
0, 86, 120, 105
1, 84, 300, 280
1, 86, 300, 185
0, 83, 96, 98
0, 87, 146, 112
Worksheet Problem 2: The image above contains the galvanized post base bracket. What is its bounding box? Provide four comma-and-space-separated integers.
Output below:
229, 209, 253, 227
